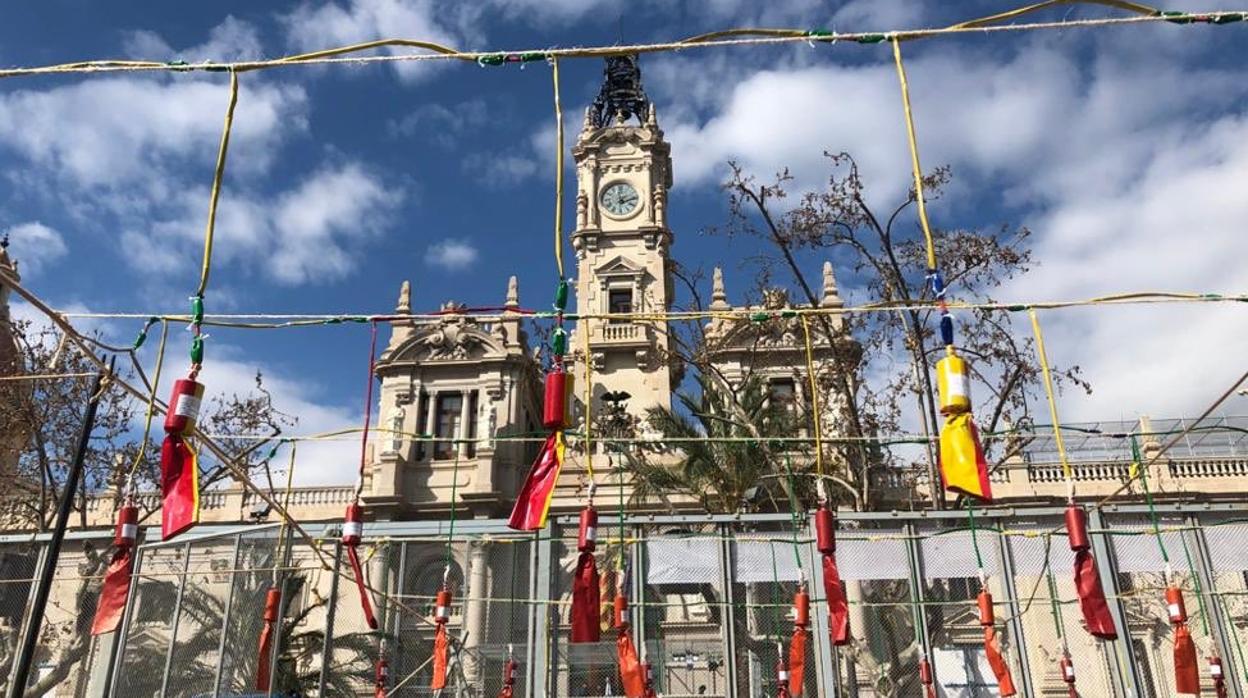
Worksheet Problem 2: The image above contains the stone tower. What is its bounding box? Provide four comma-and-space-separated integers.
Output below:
571, 56, 675, 425
0, 237, 27, 477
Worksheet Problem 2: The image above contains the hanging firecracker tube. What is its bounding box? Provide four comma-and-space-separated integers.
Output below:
1060, 654, 1077, 696
919, 657, 936, 698
164, 377, 204, 434
543, 368, 570, 429
114, 502, 138, 548
374, 657, 389, 698
342, 502, 377, 629
431, 585, 453, 691
935, 348, 972, 415
788, 585, 810, 696
1167, 585, 1199, 694
571, 504, 602, 643
1065, 504, 1116, 639
91, 502, 140, 635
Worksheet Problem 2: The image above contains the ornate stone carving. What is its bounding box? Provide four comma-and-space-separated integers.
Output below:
652, 184, 666, 227
576, 192, 588, 229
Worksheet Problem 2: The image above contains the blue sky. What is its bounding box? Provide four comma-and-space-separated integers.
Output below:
2, 1, 1246, 483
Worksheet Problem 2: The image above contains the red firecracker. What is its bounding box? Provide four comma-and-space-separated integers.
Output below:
498, 657, 517, 698
788, 587, 810, 696
615, 593, 645, 698
254, 587, 282, 692
1066, 505, 1117, 639
919, 656, 936, 698
91, 504, 139, 635
343, 502, 378, 629
570, 506, 601, 643
979, 590, 1017, 696
374, 657, 389, 698
431, 587, 452, 691
1167, 586, 1199, 695
814, 505, 850, 645
161, 378, 203, 540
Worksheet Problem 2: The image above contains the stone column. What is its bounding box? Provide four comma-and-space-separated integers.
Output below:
461, 539, 492, 685
458, 390, 473, 460
424, 391, 438, 461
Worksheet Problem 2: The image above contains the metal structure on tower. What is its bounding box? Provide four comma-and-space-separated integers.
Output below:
589, 55, 650, 128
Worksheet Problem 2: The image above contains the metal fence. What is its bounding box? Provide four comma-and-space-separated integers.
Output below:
6, 503, 1248, 697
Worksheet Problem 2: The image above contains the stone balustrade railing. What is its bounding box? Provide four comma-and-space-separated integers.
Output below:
874, 455, 1248, 503
69, 485, 358, 529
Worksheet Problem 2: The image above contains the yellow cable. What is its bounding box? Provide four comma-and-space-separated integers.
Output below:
582, 317, 593, 482
265, 38, 469, 67
1028, 309, 1073, 483
551, 57, 566, 279
891, 39, 938, 272
196, 69, 240, 298
125, 320, 169, 482
950, 0, 1161, 29
798, 317, 824, 476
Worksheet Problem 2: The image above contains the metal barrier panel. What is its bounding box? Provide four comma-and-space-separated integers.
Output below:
1197, 513, 1248, 698
728, 519, 817, 698
1006, 513, 1121, 697
833, 524, 915, 696
1106, 512, 1202, 698
3, 535, 112, 697
213, 527, 282, 696
114, 537, 187, 696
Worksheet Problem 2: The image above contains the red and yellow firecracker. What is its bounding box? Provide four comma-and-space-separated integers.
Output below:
91, 501, 139, 635
161, 377, 203, 539
935, 347, 993, 502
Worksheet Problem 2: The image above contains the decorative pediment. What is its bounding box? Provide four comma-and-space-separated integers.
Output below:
595, 255, 645, 278
391, 313, 506, 363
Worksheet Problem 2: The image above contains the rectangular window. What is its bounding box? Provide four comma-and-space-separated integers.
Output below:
608, 288, 633, 323
769, 378, 796, 407
466, 390, 479, 458
415, 392, 429, 459
434, 393, 462, 460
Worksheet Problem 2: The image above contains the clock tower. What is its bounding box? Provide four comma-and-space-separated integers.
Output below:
571, 55, 675, 423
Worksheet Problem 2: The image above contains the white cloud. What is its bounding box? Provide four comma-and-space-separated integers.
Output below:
388, 98, 488, 145
1, 222, 67, 276
279, 0, 462, 81
424, 238, 479, 270
120, 163, 404, 285
122, 15, 264, 62
0, 77, 307, 191
191, 350, 359, 486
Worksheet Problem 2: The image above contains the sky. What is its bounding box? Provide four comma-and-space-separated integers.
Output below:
1, 0, 1246, 484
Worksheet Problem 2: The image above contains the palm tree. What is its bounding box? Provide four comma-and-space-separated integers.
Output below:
619, 374, 805, 514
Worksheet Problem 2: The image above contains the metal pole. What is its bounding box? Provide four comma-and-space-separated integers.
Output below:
1088, 508, 1144, 696
995, 525, 1034, 698
158, 542, 193, 698
212, 534, 244, 696
316, 542, 344, 695
716, 523, 739, 698
8, 366, 108, 698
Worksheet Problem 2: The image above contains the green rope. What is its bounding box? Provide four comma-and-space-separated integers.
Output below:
1219, 593, 1248, 683
444, 448, 460, 574
965, 499, 986, 573
1177, 527, 1212, 637
1132, 435, 1171, 565
1044, 553, 1066, 646
783, 456, 804, 573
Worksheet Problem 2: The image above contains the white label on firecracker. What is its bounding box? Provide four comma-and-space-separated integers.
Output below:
1211, 663, 1223, 678
436, 605, 448, 619
121, 524, 138, 540
777, 670, 789, 682
1063, 665, 1075, 680
1168, 603, 1182, 620
343, 521, 363, 538
585, 526, 596, 541
948, 372, 971, 400
175, 392, 202, 420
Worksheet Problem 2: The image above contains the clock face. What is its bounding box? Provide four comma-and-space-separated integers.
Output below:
600, 182, 640, 216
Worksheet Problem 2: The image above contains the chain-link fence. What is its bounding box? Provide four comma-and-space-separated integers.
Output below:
8, 504, 1248, 696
